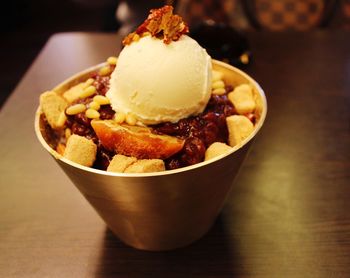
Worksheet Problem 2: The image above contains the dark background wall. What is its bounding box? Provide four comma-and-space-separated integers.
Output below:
0, 0, 173, 107
0, 0, 122, 107
0, 0, 348, 107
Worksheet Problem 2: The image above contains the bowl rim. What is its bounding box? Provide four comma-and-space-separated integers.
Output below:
34, 59, 267, 178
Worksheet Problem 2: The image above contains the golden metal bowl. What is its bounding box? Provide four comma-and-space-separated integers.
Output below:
35, 60, 267, 251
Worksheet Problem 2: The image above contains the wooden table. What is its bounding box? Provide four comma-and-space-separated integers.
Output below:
0, 31, 349, 277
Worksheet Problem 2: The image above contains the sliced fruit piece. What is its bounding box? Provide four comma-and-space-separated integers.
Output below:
91, 120, 184, 159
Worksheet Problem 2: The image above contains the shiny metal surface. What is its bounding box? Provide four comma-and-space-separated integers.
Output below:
35, 60, 267, 251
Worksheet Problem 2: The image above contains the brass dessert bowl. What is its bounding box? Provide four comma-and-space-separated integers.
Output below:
35, 60, 267, 251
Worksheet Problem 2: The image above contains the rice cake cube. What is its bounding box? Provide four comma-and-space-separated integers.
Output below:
205, 142, 232, 161
124, 159, 165, 173
107, 154, 137, 173
63, 134, 97, 167
40, 91, 67, 129
226, 115, 254, 147
228, 84, 256, 114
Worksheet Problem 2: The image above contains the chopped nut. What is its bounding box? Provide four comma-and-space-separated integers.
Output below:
93, 95, 110, 105
212, 70, 224, 82
212, 88, 226, 95
114, 112, 126, 124
85, 108, 100, 119
142, 31, 151, 37
85, 78, 95, 87
212, 80, 225, 90
123, 5, 189, 45
63, 81, 91, 103
125, 113, 137, 125
66, 104, 86, 115
106, 56, 118, 65
80, 85, 96, 99
65, 128, 72, 140
99, 66, 112, 76
133, 33, 140, 42
88, 101, 100, 111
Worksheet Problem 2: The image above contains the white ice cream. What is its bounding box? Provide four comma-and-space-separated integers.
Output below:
106, 35, 212, 124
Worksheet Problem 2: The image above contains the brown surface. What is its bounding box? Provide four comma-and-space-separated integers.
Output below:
0, 31, 349, 277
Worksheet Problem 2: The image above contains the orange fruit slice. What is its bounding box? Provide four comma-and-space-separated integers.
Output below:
91, 120, 184, 160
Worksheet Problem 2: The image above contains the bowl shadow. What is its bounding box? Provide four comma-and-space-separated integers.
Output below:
94, 214, 242, 278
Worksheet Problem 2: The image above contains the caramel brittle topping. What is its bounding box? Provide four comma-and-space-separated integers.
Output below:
122, 5, 189, 45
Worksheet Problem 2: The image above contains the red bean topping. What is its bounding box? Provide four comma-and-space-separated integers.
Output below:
93, 75, 110, 96
93, 145, 114, 170
99, 105, 115, 120
152, 94, 236, 169
166, 157, 182, 170
225, 84, 233, 93
203, 122, 219, 146
47, 70, 250, 171
181, 137, 206, 166
71, 122, 90, 136
74, 113, 91, 127
245, 112, 256, 124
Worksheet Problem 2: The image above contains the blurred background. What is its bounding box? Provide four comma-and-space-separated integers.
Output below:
1, 0, 349, 107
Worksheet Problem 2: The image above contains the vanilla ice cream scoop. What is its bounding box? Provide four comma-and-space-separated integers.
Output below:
106, 35, 212, 125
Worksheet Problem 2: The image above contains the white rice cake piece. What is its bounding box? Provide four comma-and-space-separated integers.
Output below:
63, 134, 97, 167
107, 154, 137, 173
40, 91, 67, 129
124, 159, 165, 173
228, 84, 256, 114
226, 115, 254, 147
205, 142, 232, 161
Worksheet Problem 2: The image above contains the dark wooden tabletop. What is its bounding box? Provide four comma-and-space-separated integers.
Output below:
0, 31, 349, 277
